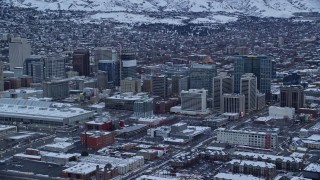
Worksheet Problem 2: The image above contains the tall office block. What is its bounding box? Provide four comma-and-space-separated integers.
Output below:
134, 99, 153, 118
121, 53, 137, 80
181, 89, 207, 112
280, 85, 304, 110
234, 55, 272, 100
142, 78, 152, 93
43, 80, 69, 100
152, 75, 168, 98
222, 94, 245, 114
94, 47, 117, 72
212, 74, 233, 112
189, 63, 217, 96
240, 73, 257, 113
0, 61, 3, 91
73, 49, 90, 76
97, 71, 108, 90
172, 75, 189, 96
98, 60, 115, 83
9, 37, 31, 70
24, 55, 45, 83
257, 92, 266, 111
114, 61, 121, 87
121, 77, 141, 93
44, 56, 65, 80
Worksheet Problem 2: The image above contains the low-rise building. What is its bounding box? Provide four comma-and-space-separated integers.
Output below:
62, 162, 99, 179
42, 142, 74, 153
81, 131, 115, 150
303, 163, 320, 180
0, 98, 94, 126
137, 149, 158, 160
233, 151, 303, 171
228, 159, 276, 178
80, 155, 144, 175
301, 134, 320, 149
216, 128, 278, 149
269, 106, 295, 119
41, 151, 79, 165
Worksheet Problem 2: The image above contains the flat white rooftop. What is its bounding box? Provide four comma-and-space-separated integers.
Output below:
228, 159, 275, 168
304, 163, 320, 172
0, 98, 93, 122
234, 151, 302, 163
214, 173, 264, 180
63, 162, 99, 175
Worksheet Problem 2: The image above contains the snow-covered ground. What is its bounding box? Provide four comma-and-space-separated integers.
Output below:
4, 0, 320, 24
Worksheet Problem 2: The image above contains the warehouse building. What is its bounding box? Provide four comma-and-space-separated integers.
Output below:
0, 98, 94, 126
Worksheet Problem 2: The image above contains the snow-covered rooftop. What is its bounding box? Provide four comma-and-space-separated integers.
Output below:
304, 163, 320, 172
228, 159, 275, 168
214, 172, 264, 180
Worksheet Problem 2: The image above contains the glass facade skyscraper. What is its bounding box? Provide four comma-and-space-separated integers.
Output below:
189, 63, 217, 96
234, 55, 272, 100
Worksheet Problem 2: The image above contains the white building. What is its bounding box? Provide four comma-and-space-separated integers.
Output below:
171, 89, 210, 115
42, 142, 74, 153
269, 106, 295, 119
147, 126, 171, 138
212, 74, 233, 112
41, 151, 79, 165
181, 89, 207, 112
9, 37, 31, 70
222, 93, 245, 116
0, 98, 94, 126
240, 73, 257, 113
216, 128, 278, 149
80, 155, 144, 175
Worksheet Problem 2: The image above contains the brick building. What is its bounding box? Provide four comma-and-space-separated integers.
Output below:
81, 131, 115, 150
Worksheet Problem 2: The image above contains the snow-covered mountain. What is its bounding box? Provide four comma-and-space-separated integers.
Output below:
4, 0, 320, 17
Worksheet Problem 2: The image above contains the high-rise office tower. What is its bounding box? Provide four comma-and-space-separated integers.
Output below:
43, 80, 69, 100
142, 77, 152, 93
73, 49, 90, 76
280, 85, 304, 110
120, 77, 141, 93
94, 47, 117, 72
98, 60, 115, 83
234, 55, 272, 100
121, 53, 137, 80
97, 71, 108, 90
134, 99, 153, 118
114, 61, 121, 87
240, 73, 257, 114
24, 55, 45, 83
171, 75, 189, 96
152, 75, 168, 98
189, 63, 217, 96
9, 37, 31, 70
44, 56, 65, 80
222, 93, 245, 115
0, 61, 3, 91
212, 74, 233, 112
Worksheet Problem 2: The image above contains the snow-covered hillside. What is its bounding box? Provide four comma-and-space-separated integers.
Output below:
4, 0, 320, 18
